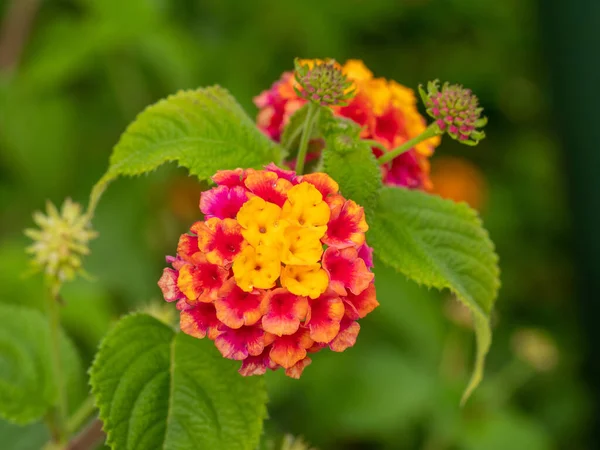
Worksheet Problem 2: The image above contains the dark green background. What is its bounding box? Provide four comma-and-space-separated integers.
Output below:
0, 0, 595, 448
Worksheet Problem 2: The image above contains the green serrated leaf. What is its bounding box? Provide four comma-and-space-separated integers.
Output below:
369, 188, 500, 404
0, 304, 82, 424
90, 314, 268, 450
322, 129, 382, 216
91, 86, 282, 210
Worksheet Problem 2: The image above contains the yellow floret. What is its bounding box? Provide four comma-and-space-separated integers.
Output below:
281, 226, 324, 265
232, 245, 281, 291
280, 264, 329, 299
237, 196, 288, 248
281, 182, 330, 234
342, 60, 374, 82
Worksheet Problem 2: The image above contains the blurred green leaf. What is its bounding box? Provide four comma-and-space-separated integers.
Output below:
0, 420, 49, 450
92, 86, 282, 208
90, 314, 268, 450
369, 188, 500, 403
371, 260, 445, 365
0, 304, 82, 424
0, 239, 45, 311
60, 281, 115, 360
0, 88, 74, 198
460, 410, 552, 450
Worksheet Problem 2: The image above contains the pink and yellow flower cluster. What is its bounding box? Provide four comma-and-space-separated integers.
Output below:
158, 164, 379, 378
254, 60, 441, 190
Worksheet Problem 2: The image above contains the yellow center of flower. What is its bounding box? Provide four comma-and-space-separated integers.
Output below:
237, 196, 288, 248
281, 226, 324, 265
232, 245, 281, 290
280, 264, 329, 299
281, 182, 330, 232
232, 181, 331, 298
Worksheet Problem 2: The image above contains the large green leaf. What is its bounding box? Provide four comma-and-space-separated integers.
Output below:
91, 86, 282, 209
322, 124, 382, 216
369, 188, 500, 403
0, 304, 82, 424
90, 314, 268, 450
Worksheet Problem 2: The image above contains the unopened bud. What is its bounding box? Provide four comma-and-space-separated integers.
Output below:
419, 80, 487, 146
294, 58, 355, 107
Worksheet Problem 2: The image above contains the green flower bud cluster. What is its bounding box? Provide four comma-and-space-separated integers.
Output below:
419, 80, 487, 146
294, 58, 355, 107
25, 198, 97, 283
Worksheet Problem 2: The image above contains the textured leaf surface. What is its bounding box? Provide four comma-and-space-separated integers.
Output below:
90, 314, 268, 450
369, 188, 500, 403
92, 86, 282, 207
0, 304, 82, 424
323, 128, 382, 215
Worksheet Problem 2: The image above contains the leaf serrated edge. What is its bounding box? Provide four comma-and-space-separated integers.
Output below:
88, 86, 283, 216
89, 313, 175, 449
370, 189, 500, 404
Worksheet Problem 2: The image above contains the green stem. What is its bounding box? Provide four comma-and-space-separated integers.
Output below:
377, 122, 440, 165
284, 125, 303, 153
363, 139, 389, 154
295, 102, 320, 175
67, 396, 96, 435
47, 282, 68, 447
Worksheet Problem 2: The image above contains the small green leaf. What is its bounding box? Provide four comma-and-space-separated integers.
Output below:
0, 304, 82, 424
90, 314, 268, 450
369, 188, 500, 403
322, 127, 382, 215
91, 86, 282, 210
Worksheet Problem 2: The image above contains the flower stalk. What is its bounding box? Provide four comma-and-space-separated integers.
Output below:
377, 122, 441, 165
47, 283, 68, 447
24, 198, 98, 447
295, 102, 320, 175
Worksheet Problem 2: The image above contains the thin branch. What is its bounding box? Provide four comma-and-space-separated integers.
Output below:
66, 419, 105, 450
0, 0, 41, 72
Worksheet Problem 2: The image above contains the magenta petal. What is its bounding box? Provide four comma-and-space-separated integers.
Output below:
214, 325, 266, 360
264, 162, 297, 183
200, 185, 248, 219
358, 243, 374, 269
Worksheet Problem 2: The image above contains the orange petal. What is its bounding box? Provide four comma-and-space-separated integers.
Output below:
329, 320, 360, 352
300, 173, 339, 199
344, 282, 379, 319
269, 328, 314, 369
261, 288, 308, 336
195, 218, 246, 265
322, 247, 374, 296
285, 357, 312, 379
306, 292, 344, 343
215, 279, 264, 329
179, 303, 221, 340
215, 325, 266, 360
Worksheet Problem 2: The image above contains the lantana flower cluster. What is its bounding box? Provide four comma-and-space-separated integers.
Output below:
254, 59, 441, 189
158, 164, 379, 378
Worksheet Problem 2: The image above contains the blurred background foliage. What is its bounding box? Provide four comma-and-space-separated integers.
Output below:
0, 0, 591, 449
